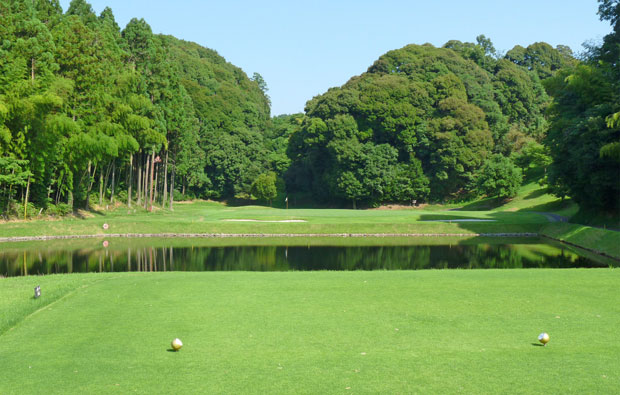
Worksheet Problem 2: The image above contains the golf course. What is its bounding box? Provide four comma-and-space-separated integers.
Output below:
2, 0, 619, 393
1, 270, 619, 393
1, 193, 619, 393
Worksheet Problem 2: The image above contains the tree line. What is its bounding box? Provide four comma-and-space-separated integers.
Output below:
0, 0, 273, 217
1, 0, 618, 217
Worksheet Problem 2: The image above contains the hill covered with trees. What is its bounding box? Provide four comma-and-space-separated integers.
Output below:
0, 0, 618, 219
0, 0, 274, 217
285, 38, 570, 207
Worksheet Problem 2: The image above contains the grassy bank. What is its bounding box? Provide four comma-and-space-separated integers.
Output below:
540, 223, 620, 259
1, 270, 618, 393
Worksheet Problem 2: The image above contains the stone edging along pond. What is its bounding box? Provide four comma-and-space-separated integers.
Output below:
0, 232, 539, 243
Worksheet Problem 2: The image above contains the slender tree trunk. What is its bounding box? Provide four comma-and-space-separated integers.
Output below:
169, 165, 175, 211
128, 155, 133, 208
99, 166, 104, 206
102, 162, 113, 207
31, 58, 35, 82
154, 160, 159, 205
137, 155, 142, 207
169, 246, 174, 271
23, 176, 30, 219
55, 172, 64, 205
149, 150, 155, 211
86, 161, 96, 209
110, 161, 116, 204
162, 151, 168, 209
127, 248, 131, 272
144, 155, 150, 210
162, 247, 166, 271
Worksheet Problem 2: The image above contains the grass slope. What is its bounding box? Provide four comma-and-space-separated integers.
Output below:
1, 271, 619, 394
541, 223, 620, 259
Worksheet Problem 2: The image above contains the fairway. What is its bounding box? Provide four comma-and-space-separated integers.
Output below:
2, 270, 619, 394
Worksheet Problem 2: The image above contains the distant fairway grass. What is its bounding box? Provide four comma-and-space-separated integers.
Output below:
1, 270, 619, 394
0, 200, 550, 239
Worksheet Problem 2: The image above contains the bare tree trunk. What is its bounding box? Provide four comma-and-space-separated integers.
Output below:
162, 151, 168, 209
99, 165, 104, 206
23, 176, 30, 219
86, 161, 96, 209
169, 246, 174, 271
99, 166, 103, 206
153, 159, 159, 205
137, 155, 142, 207
169, 165, 175, 211
143, 155, 149, 210
31, 58, 35, 82
110, 161, 116, 204
127, 248, 131, 272
128, 155, 133, 208
55, 172, 64, 205
149, 150, 155, 211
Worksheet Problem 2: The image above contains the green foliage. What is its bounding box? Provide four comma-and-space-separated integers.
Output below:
0, 1, 271, 215
505, 42, 577, 80
476, 154, 523, 199
251, 172, 277, 203
544, 3, 620, 214
288, 42, 546, 205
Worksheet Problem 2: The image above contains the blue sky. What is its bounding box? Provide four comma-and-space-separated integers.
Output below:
59, 1, 612, 116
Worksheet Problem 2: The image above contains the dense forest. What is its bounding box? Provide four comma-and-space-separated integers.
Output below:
0, 0, 618, 217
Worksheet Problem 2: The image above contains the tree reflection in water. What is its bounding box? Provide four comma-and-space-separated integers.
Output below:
0, 241, 612, 277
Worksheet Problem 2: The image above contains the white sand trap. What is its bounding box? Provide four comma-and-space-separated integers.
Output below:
421, 219, 497, 222
222, 219, 307, 223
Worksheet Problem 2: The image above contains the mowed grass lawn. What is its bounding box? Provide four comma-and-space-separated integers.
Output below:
0, 200, 550, 238
1, 270, 619, 394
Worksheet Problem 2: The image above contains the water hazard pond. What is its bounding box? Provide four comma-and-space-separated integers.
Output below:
0, 236, 615, 277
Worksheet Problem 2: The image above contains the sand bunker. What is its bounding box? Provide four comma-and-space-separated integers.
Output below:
222, 219, 307, 223
421, 219, 497, 222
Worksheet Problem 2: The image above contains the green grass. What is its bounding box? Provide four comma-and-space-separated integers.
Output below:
541, 223, 620, 259
1, 271, 619, 393
0, 200, 550, 239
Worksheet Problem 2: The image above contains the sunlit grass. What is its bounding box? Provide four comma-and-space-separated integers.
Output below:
1, 270, 619, 393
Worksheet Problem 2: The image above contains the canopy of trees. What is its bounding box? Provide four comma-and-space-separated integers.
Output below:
1, 0, 616, 217
544, 0, 620, 215
285, 40, 562, 206
0, 0, 272, 217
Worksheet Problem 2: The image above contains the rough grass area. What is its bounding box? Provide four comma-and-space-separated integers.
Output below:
541, 223, 620, 259
1, 271, 618, 394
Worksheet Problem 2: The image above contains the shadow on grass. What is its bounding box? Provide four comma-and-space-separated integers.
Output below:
523, 188, 547, 200
417, 211, 547, 234
166, 349, 178, 353
530, 343, 545, 347
517, 199, 575, 215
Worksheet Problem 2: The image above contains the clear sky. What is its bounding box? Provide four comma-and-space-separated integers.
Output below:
59, 0, 612, 116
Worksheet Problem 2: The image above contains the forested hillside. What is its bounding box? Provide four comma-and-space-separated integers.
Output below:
1, 0, 618, 218
0, 0, 273, 217
286, 39, 564, 206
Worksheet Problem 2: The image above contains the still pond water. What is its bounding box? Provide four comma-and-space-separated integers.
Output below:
0, 237, 614, 277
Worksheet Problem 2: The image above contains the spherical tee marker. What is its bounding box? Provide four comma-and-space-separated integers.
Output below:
538, 333, 550, 346
171, 338, 183, 351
